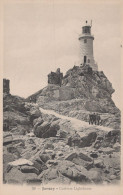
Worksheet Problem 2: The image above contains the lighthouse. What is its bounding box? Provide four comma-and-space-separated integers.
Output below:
78, 20, 98, 71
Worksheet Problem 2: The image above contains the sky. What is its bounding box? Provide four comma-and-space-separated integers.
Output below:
3, 0, 122, 108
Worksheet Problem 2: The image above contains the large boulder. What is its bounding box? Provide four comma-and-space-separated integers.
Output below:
58, 161, 91, 183
4, 167, 38, 184
87, 168, 103, 183
34, 121, 51, 137
67, 133, 81, 147
34, 121, 60, 138
20, 165, 39, 175
65, 152, 93, 170
79, 132, 97, 147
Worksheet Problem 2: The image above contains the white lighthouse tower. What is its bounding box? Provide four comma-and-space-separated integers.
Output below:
78, 20, 98, 71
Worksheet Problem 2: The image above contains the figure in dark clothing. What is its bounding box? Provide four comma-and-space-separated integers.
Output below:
96, 114, 101, 125
89, 114, 93, 124
89, 113, 96, 125
93, 113, 96, 125
89, 113, 102, 125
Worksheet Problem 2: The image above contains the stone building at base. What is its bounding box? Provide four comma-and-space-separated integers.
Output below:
48, 68, 63, 86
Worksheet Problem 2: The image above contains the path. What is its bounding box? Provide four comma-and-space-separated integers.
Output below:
39, 106, 112, 133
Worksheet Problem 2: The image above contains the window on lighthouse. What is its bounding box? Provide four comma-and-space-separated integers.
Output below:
84, 39, 87, 43
88, 59, 90, 63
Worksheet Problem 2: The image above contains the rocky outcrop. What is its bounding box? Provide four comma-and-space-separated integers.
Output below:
3, 62, 121, 185
3, 94, 31, 134
40, 64, 115, 101
27, 65, 120, 130
34, 64, 115, 101
62, 65, 114, 98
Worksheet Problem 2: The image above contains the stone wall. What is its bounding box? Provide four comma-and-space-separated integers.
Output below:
48, 68, 63, 86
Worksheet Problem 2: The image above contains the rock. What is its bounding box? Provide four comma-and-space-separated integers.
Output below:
7, 146, 18, 153
104, 169, 110, 174
109, 175, 117, 180
59, 163, 90, 182
94, 159, 104, 168
67, 134, 81, 147
38, 168, 58, 182
104, 130, 121, 145
60, 130, 68, 138
8, 158, 33, 166
44, 149, 54, 154
5, 167, 38, 184
72, 157, 93, 170
3, 111, 30, 130
44, 143, 54, 150
39, 153, 51, 163
107, 130, 120, 137
90, 152, 98, 159
3, 134, 13, 145
47, 123, 60, 138
65, 152, 78, 161
7, 146, 20, 158
3, 132, 12, 138
3, 68, 121, 185
47, 160, 58, 166
57, 160, 91, 182
57, 151, 63, 156
46, 169, 58, 180
94, 141, 102, 149
79, 152, 92, 162
34, 121, 51, 137
87, 168, 102, 183
113, 143, 120, 152
99, 147, 115, 154
33, 117, 44, 127
103, 154, 120, 171
64, 145, 70, 151
97, 136, 104, 141
27, 132, 35, 137
33, 160, 47, 173
29, 108, 42, 123
20, 165, 39, 175
59, 166, 73, 178
34, 121, 59, 138
3, 153, 15, 165
3, 153, 16, 176
79, 132, 97, 147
